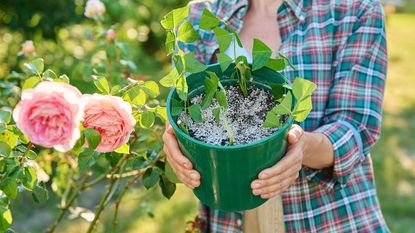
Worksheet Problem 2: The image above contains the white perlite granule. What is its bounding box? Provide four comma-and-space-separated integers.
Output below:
178, 86, 280, 146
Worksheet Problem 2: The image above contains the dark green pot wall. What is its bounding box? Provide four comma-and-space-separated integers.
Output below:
166, 64, 293, 211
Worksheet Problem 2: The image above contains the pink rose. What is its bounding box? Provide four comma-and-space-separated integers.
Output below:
84, 0, 106, 19
21, 40, 36, 56
83, 94, 135, 153
106, 29, 116, 42
13, 82, 83, 152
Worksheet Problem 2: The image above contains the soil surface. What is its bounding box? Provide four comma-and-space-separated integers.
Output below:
177, 86, 285, 146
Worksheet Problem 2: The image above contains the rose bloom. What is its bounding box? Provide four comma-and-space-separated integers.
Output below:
21, 40, 36, 56
82, 94, 135, 153
84, 0, 106, 18
106, 29, 116, 42
13, 82, 84, 152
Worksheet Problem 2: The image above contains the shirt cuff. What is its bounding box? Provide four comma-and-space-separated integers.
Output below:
309, 120, 364, 188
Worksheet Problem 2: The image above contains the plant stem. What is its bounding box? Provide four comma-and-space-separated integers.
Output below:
221, 108, 234, 145
46, 173, 91, 233
86, 153, 131, 233
111, 171, 144, 233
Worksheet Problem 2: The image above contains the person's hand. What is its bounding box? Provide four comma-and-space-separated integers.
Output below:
163, 120, 201, 189
251, 124, 306, 199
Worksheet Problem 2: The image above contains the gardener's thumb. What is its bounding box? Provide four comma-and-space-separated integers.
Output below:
287, 124, 303, 144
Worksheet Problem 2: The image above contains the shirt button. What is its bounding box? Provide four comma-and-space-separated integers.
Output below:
237, 219, 242, 226
299, 15, 305, 22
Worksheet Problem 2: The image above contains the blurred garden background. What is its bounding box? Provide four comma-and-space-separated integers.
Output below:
0, 0, 414, 232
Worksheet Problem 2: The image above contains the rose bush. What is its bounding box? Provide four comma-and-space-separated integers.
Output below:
0, 0, 182, 232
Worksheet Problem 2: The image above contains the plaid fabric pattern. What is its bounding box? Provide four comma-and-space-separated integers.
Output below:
183, 0, 389, 232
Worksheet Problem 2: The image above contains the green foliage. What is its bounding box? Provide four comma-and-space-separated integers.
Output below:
199, 9, 220, 30
252, 39, 272, 71
188, 104, 203, 122
84, 128, 102, 150
264, 78, 317, 127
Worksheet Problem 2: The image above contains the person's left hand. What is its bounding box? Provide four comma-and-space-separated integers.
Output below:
251, 124, 306, 199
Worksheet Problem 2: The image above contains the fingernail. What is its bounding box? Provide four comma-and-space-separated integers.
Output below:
290, 133, 297, 140
253, 189, 261, 195
252, 182, 260, 189
259, 172, 268, 179
190, 172, 198, 180
183, 163, 191, 169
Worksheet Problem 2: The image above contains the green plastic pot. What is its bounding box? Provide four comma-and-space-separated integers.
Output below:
166, 64, 294, 211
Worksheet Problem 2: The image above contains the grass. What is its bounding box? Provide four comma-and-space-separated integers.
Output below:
10, 13, 415, 233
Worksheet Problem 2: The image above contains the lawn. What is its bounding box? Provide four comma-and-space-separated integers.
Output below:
10, 13, 415, 233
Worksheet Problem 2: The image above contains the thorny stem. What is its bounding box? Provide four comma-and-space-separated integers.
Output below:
86, 153, 131, 233
111, 170, 145, 233
46, 173, 91, 233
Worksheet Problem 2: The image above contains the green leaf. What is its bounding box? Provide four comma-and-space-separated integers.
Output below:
278, 52, 296, 70
213, 27, 233, 52
141, 81, 160, 98
175, 74, 188, 101
212, 107, 221, 124
173, 5, 190, 28
215, 89, 228, 108
160, 11, 174, 30
93, 76, 110, 94
270, 92, 293, 115
269, 83, 285, 102
201, 74, 219, 109
293, 97, 313, 122
252, 38, 272, 71
0, 110, 11, 124
291, 78, 316, 122
178, 122, 189, 135
0, 131, 18, 149
22, 167, 37, 190
43, 69, 58, 80
115, 144, 130, 154
165, 162, 181, 183
171, 99, 184, 116
183, 52, 207, 73
159, 176, 176, 199
0, 142, 11, 157
78, 148, 100, 171
177, 21, 199, 43
160, 68, 179, 87
173, 54, 184, 74
263, 112, 281, 128
0, 206, 12, 232
0, 179, 17, 199
292, 78, 317, 101
57, 74, 70, 83
266, 58, 286, 71
199, 9, 220, 30
25, 150, 37, 160
142, 168, 160, 189
23, 58, 44, 75
32, 182, 49, 204
188, 104, 203, 122
216, 53, 233, 72
165, 31, 176, 56
84, 128, 102, 150
132, 89, 147, 106
106, 43, 116, 59
140, 111, 155, 128
22, 76, 40, 90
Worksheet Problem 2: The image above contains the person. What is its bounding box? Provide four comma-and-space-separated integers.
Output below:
162, 0, 389, 232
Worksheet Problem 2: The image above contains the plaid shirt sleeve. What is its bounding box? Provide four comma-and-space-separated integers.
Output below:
311, 1, 387, 188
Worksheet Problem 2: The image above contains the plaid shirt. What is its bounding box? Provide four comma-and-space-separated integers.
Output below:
182, 0, 389, 232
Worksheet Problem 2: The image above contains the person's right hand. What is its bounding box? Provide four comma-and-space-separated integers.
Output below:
163, 120, 201, 189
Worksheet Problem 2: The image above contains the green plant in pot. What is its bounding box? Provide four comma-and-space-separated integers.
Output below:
160, 5, 317, 211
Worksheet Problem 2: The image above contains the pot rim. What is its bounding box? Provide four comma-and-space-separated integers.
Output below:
166, 66, 295, 151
